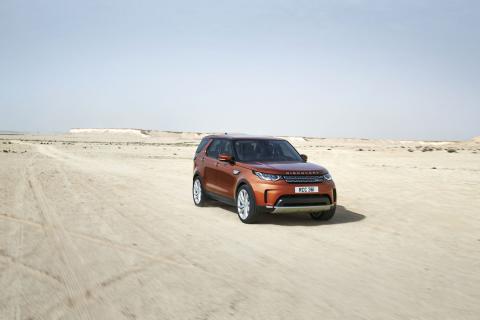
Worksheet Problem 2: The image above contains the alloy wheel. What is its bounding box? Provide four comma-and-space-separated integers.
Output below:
193, 179, 202, 204
237, 189, 250, 219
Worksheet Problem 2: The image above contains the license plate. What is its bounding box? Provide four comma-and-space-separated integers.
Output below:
295, 186, 319, 193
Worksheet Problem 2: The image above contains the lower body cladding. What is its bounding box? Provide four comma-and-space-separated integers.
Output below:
263, 194, 334, 214
267, 204, 334, 214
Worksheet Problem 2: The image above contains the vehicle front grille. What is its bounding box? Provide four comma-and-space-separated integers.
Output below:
283, 175, 325, 184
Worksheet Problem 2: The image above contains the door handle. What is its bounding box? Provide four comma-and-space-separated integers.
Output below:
201, 157, 205, 162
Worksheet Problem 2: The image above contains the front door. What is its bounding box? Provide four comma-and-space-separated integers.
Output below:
214, 141, 236, 199
204, 139, 236, 199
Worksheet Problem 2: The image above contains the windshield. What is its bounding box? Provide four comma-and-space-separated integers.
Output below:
234, 140, 303, 162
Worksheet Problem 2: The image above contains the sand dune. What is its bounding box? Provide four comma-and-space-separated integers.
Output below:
0, 131, 479, 319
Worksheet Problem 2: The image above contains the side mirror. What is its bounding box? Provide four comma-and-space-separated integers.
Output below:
218, 153, 234, 163
300, 154, 308, 162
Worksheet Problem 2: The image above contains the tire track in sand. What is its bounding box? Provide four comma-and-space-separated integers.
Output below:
34, 143, 249, 285
26, 158, 95, 320
26, 143, 246, 318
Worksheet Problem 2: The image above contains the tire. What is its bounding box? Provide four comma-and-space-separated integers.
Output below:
310, 205, 336, 221
192, 176, 207, 207
236, 185, 261, 224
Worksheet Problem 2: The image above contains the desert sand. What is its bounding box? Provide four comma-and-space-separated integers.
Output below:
1, 130, 479, 319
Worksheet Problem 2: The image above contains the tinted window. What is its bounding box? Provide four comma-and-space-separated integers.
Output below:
195, 138, 210, 155
234, 140, 302, 162
206, 139, 233, 159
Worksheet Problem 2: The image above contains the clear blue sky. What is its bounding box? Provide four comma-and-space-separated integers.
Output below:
1, 0, 479, 140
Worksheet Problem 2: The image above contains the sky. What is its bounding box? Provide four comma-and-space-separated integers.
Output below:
1, 0, 479, 140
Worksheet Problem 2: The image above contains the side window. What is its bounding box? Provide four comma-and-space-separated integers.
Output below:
207, 139, 234, 159
206, 139, 224, 159
195, 138, 210, 155
223, 140, 233, 156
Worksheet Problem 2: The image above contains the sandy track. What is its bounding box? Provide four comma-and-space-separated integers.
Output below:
1, 134, 479, 319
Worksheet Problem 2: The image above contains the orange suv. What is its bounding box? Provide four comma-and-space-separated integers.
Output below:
192, 134, 337, 223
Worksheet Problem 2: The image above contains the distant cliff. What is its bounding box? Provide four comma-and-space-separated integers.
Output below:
69, 128, 151, 136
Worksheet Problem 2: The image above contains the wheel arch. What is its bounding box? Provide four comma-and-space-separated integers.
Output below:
235, 179, 255, 203
193, 170, 202, 180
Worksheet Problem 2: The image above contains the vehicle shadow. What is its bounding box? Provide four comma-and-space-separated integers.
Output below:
205, 202, 365, 226
258, 205, 365, 226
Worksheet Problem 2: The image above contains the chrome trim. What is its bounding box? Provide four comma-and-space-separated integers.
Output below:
270, 204, 334, 214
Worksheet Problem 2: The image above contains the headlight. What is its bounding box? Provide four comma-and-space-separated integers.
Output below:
253, 171, 282, 181
323, 173, 333, 181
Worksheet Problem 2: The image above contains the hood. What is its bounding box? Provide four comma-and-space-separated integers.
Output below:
239, 161, 328, 175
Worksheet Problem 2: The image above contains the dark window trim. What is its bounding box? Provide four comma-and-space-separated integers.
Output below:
206, 138, 233, 159
195, 137, 211, 155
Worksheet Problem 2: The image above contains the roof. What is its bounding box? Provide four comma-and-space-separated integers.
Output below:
203, 133, 284, 140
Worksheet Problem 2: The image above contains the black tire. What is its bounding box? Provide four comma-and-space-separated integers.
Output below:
192, 176, 207, 207
236, 185, 261, 224
310, 205, 336, 221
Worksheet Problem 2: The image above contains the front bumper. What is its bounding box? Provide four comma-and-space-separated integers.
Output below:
250, 179, 336, 208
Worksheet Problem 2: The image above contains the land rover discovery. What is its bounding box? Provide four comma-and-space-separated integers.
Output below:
192, 134, 337, 223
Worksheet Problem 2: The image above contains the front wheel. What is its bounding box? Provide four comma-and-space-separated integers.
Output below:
310, 205, 336, 221
236, 185, 260, 224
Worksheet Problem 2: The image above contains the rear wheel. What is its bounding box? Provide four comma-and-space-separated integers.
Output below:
236, 185, 260, 224
192, 176, 207, 206
310, 205, 336, 221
